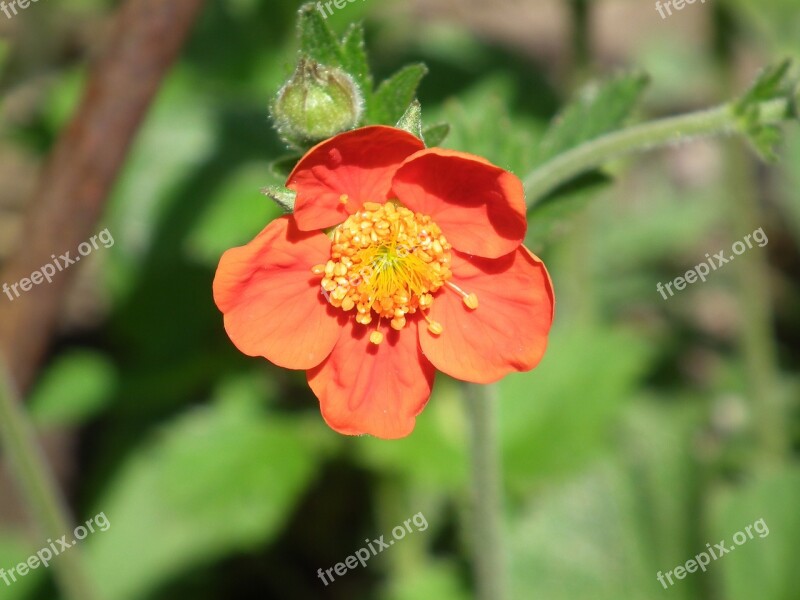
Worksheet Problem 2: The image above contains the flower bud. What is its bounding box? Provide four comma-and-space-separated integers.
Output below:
272, 58, 363, 148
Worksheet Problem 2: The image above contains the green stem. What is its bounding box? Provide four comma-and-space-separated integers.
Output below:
523, 98, 791, 206
724, 145, 787, 463
0, 359, 99, 600
465, 383, 508, 600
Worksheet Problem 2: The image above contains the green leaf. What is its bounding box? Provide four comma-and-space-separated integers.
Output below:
749, 124, 784, 160
735, 59, 792, 111
711, 467, 800, 600
396, 99, 423, 139
509, 463, 661, 600
86, 396, 329, 600
536, 70, 650, 166
525, 172, 610, 251
620, 400, 708, 580
432, 75, 540, 174
422, 123, 450, 147
297, 3, 342, 68
105, 72, 216, 298
499, 324, 655, 495
733, 60, 795, 160
28, 351, 116, 427
185, 162, 283, 265
369, 64, 429, 125
387, 561, 471, 600
339, 22, 373, 99
261, 184, 297, 212
509, 402, 703, 600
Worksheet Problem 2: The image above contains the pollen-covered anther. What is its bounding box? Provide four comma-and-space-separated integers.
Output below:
369, 330, 384, 345
318, 202, 453, 331
391, 316, 406, 330
424, 313, 444, 336
445, 281, 479, 310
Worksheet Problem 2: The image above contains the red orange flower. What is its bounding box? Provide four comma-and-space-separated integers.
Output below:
213, 126, 554, 439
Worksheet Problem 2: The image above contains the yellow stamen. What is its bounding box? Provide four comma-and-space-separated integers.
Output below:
308, 203, 493, 337
464, 293, 479, 310
446, 281, 479, 310
422, 311, 444, 335
314, 203, 453, 332
427, 320, 443, 335
339, 194, 349, 205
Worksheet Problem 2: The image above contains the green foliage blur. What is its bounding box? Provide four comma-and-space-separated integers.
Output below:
1, 0, 799, 599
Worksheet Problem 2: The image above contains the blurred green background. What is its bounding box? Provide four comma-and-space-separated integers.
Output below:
1, 0, 799, 598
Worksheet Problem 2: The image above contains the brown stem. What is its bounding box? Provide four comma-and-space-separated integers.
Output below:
0, 0, 205, 391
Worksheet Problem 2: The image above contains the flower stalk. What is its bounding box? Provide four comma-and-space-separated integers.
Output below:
0, 359, 98, 600
465, 382, 508, 600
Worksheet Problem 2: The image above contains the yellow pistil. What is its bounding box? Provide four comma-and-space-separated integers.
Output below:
314, 202, 454, 332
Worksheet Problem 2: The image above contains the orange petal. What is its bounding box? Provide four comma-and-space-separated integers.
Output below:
213, 216, 343, 370
392, 149, 527, 258
287, 126, 425, 231
419, 247, 554, 383
307, 318, 435, 439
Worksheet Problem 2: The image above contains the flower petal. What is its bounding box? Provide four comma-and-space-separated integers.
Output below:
213, 216, 343, 370
287, 126, 426, 231
392, 149, 527, 258
419, 247, 554, 383
308, 318, 435, 439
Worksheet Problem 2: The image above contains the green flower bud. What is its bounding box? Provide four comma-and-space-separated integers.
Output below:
272, 58, 364, 148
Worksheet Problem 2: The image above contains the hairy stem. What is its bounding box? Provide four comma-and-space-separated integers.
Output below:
524, 98, 792, 206
465, 382, 508, 600
0, 360, 99, 600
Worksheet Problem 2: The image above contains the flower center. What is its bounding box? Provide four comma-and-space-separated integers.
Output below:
312, 201, 475, 343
